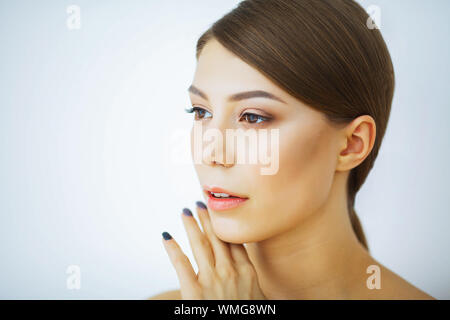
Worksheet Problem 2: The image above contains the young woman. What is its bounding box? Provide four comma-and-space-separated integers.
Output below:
150, 0, 435, 299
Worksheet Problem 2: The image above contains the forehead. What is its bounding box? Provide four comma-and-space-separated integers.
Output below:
192, 39, 287, 100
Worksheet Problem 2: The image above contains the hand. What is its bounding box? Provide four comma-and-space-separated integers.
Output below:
161, 201, 266, 300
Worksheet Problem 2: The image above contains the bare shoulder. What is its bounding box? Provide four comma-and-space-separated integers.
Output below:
359, 257, 436, 300
380, 266, 435, 299
148, 289, 181, 300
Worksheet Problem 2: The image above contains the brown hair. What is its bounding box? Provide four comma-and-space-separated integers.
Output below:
195, 0, 395, 252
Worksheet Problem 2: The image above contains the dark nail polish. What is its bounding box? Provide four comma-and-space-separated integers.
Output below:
182, 208, 193, 217
162, 231, 172, 240
196, 201, 207, 210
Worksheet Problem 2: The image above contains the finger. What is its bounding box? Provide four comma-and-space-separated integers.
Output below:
229, 243, 252, 266
195, 201, 234, 269
181, 208, 215, 274
161, 231, 200, 299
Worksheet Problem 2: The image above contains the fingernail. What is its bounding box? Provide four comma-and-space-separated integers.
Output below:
162, 231, 172, 240
182, 208, 193, 217
196, 201, 207, 210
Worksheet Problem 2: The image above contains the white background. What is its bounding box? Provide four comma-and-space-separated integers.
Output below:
0, 0, 449, 299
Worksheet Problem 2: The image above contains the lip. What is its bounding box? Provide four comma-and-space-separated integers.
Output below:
202, 185, 249, 211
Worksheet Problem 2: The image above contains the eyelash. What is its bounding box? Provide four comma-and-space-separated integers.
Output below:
185, 106, 271, 125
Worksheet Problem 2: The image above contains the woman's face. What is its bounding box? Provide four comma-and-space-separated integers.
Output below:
189, 39, 342, 244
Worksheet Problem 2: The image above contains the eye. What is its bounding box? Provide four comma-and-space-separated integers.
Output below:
240, 112, 271, 125
185, 106, 212, 120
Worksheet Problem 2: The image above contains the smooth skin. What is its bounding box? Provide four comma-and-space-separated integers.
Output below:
150, 39, 435, 300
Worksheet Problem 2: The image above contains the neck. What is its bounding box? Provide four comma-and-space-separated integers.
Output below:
244, 173, 372, 299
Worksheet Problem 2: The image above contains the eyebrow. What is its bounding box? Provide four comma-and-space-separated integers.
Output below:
187, 85, 286, 104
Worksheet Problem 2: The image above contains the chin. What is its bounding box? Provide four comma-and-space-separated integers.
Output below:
209, 218, 269, 244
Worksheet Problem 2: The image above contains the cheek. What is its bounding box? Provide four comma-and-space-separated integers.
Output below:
280, 126, 336, 210
246, 122, 338, 238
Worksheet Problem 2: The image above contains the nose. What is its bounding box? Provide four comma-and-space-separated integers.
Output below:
204, 141, 234, 168
202, 129, 235, 169
192, 111, 236, 168
211, 158, 233, 168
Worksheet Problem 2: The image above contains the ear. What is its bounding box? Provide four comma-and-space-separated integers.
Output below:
336, 115, 376, 172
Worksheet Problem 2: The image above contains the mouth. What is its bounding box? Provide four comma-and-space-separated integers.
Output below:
203, 185, 249, 211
